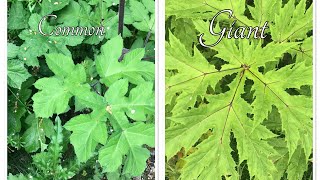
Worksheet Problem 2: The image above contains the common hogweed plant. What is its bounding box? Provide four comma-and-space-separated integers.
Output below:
8, 0, 155, 179
165, 0, 313, 179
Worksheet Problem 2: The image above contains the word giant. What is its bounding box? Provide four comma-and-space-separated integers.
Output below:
199, 9, 269, 47
38, 14, 105, 36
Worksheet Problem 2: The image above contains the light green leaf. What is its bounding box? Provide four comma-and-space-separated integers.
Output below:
130, 0, 149, 22
99, 123, 154, 174
105, 79, 154, 123
129, 0, 155, 32
18, 14, 84, 67
166, 33, 239, 113
57, 0, 92, 27
123, 146, 150, 176
287, 146, 308, 180
271, 0, 312, 42
64, 112, 108, 162
96, 36, 154, 86
193, 20, 297, 67
142, 0, 155, 13
8, 2, 30, 30
8, 43, 20, 59
248, 63, 312, 160
32, 77, 73, 118
166, 0, 254, 26
45, 53, 75, 78
32, 54, 89, 118
180, 135, 237, 179
248, 0, 280, 26
7, 60, 31, 89
8, 173, 29, 180
40, 0, 71, 15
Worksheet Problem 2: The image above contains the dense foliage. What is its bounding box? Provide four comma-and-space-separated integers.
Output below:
7, 0, 155, 179
165, 0, 313, 179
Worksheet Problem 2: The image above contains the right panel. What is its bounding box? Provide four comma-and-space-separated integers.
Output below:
165, 0, 313, 179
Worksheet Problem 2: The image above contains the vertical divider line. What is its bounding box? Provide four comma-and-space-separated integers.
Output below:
158, 0, 166, 179
314, 0, 319, 179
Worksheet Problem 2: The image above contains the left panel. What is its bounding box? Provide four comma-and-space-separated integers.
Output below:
7, 0, 156, 179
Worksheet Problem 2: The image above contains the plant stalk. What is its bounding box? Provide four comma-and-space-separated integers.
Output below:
118, 0, 125, 36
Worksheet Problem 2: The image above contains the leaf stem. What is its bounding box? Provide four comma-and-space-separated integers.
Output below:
167, 66, 242, 89
247, 69, 289, 107
220, 69, 245, 143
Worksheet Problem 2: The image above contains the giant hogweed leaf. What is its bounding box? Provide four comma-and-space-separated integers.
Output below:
166, 91, 233, 159
287, 146, 308, 180
96, 35, 154, 86
166, 33, 240, 113
248, 63, 312, 160
271, 0, 313, 42
166, 0, 254, 26
166, 32, 296, 115
98, 122, 154, 176
169, 77, 278, 179
170, 18, 198, 52
193, 20, 297, 67
290, 37, 313, 66
268, 138, 290, 180
32, 54, 89, 118
18, 14, 83, 67
64, 111, 108, 162
230, 87, 279, 179
247, 0, 281, 26
268, 141, 309, 180
166, 23, 312, 180
180, 135, 238, 179
250, 62, 312, 125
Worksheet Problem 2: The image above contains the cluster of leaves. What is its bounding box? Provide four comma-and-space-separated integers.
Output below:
8, 0, 155, 179
165, 0, 313, 179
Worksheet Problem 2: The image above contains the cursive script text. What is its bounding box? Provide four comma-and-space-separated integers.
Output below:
199, 9, 269, 47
